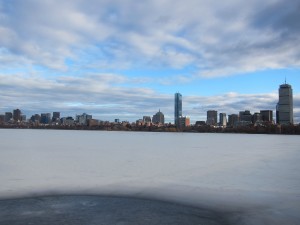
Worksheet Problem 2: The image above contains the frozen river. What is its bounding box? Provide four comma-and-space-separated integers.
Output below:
0, 129, 299, 224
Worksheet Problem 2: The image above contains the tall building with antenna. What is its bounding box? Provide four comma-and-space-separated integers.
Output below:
276, 81, 293, 125
174, 92, 182, 126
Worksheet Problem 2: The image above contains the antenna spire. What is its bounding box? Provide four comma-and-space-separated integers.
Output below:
285, 76, 286, 84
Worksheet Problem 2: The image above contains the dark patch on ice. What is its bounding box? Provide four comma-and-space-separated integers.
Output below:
0, 195, 231, 225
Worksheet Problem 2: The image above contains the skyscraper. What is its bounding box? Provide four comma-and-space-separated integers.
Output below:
40, 113, 51, 124
228, 114, 239, 127
219, 113, 227, 127
239, 110, 252, 122
52, 112, 60, 122
174, 92, 182, 126
207, 110, 217, 126
277, 83, 293, 125
13, 109, 21, 122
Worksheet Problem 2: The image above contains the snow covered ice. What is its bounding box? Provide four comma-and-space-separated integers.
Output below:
0, 129, 299, 224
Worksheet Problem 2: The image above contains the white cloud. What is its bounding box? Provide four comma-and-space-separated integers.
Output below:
0, 0, 299, 123
1, 0, 299, 76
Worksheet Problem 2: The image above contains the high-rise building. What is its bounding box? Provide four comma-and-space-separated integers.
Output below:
277, 83, 293, 125
252, 112, 262, 123
152, 110, 164, 124
228, 114, 239, 127
174, 93, 182, 126
13, 109, 22, 122
207, 110, 217, 126
30, 114, 41, 123
219, 113, 227, 127
40, 113, 51, 124
239, 110, 252, 122
52, 112, 60, 122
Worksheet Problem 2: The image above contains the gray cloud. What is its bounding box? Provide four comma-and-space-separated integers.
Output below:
252, 1, 300, 33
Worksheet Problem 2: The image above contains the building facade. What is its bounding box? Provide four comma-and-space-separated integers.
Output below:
239, 110, 252, 122
13, 109, 22, 122
40, 113, 51, 124
219, 113, 227, 127
252, 112, 262, 124
174, 92, 182, 126
260, 110, 273, 123
143, 116, 151, 123
5, 112, 12, 122
52, 112, 60, 122
0, 115, 4, 124
61, 117, 75, 126
228, 114, 239, 127
76, 113, 92, 125
277, 83, 293, 124
30, 114, 41, 124
177, 116, 190, 128
152, 110, 164, 124
207, 110, 217, 126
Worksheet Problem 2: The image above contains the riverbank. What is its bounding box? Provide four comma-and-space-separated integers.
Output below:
1, 123, 300, 134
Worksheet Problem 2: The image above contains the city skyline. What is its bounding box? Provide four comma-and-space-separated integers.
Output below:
0, 1, 300, 123
0, 82, 293, 126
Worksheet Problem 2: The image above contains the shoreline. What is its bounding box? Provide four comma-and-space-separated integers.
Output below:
0, 124, 300, 135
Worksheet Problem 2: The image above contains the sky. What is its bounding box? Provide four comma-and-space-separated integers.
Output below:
0, 0, 299, 123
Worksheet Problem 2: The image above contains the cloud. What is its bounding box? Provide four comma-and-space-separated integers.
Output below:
0, 72, 169, 121
0, 1, 299, 123
1, 73, 299, 123
0, 0, 299, 77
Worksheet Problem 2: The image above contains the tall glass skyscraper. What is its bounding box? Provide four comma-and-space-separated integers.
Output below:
174, 92, 182, 126
277, 83, 293, 125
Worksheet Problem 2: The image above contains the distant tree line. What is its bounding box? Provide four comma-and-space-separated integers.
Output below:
1, 123, 300, 135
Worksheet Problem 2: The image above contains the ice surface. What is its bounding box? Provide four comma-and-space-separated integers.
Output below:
0, 129, 299, 224
0, 195, 229, 225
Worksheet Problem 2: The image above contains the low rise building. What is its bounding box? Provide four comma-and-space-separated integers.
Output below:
177, 116, 190, 128
61, 117, 75, 126
260, 110, 273, 123
88, 119, 99, 127
76, 113, 92, 125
